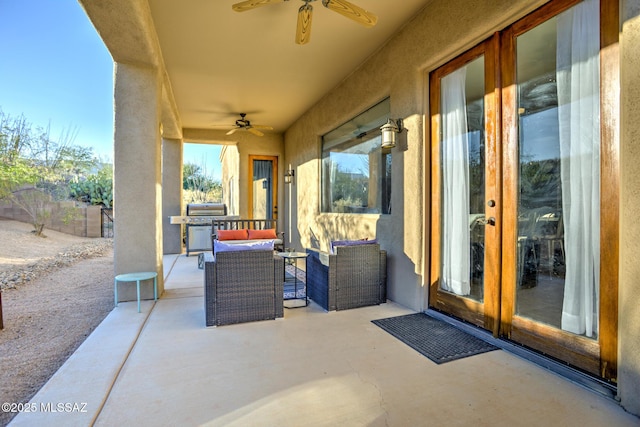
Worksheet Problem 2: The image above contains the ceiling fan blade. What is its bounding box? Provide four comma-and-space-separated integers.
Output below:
321, 0, 377, 27
232, 0, 286, 12
295, 3, 313, 45
251, 125, 274, 130
226, 128, 239, 135
247, 127, 265, 137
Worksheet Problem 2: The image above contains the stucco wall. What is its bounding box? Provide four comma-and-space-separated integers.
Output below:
619, 0, 640, 416
284, 0, 548, 312
113, 62, 164, 299
162, 138, 183, 254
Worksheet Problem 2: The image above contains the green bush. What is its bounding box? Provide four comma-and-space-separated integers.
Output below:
69, 168, 113, 207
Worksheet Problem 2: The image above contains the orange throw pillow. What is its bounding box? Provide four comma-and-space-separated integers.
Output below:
247, 228, 278, 239
217, 229, 249, 240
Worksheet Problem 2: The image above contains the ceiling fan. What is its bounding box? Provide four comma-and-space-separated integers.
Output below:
232, 0, 378, 45
214, 113, 273, 137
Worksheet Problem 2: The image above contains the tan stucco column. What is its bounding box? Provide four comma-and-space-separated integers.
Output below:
113, 62, 164, 302
619, 1, 640, 416
162, 138, 183, 254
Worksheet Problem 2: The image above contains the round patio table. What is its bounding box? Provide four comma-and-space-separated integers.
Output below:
114, 272, 158, 313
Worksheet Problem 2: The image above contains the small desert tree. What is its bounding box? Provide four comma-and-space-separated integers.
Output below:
10, 187, 51, 236
183, 161, 222, 204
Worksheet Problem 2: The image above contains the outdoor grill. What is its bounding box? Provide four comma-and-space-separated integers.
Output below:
186, 203, 227, 221
179, 203, 232, 256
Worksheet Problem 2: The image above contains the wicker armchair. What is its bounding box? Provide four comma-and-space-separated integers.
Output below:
306, 244, 387, 311
204, 250, 284, 326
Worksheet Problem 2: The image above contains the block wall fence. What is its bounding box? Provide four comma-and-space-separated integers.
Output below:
0, 202, 103, 238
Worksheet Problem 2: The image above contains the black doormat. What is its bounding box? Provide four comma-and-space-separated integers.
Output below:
372, 313, 498, 364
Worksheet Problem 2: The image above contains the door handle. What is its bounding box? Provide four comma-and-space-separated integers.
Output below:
480, 217, 496, 226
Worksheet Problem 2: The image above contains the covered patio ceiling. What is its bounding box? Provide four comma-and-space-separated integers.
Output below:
81, 0, 432, 136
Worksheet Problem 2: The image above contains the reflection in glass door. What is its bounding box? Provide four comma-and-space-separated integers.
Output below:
430, 37, 501, 332
513, 0, 600, 339
500, 0, 616, 377
440, 57, 486, 303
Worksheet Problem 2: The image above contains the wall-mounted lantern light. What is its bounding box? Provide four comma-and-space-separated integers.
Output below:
380, 118, 404, 149
284, 164, 295, 185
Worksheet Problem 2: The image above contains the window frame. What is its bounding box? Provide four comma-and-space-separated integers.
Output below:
320, 99, 392, 215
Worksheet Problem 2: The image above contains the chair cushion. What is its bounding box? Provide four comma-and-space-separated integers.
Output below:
214, 239, 274, 254
330, 238, 377, 254
217, 229, 249, 240
247, 228, 278, 239
216, 239, 282, 246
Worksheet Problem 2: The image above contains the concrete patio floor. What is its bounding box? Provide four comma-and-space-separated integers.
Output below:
10, 254, 639, 427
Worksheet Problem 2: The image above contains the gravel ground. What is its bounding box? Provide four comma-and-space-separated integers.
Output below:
0, 219, 114, 427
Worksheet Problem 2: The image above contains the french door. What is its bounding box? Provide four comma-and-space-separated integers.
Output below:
429, 38, 502, 334
429, 0, 618, 380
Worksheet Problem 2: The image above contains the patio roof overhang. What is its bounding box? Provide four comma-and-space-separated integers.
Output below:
79, 0, 434, 139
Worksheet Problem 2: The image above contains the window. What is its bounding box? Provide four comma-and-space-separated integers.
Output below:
321, 98, 392, 214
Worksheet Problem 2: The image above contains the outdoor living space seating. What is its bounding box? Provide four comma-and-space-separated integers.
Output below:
197, 218, 284, 269
306, 243, 387, 311
211, 218, 284, 251
204, 249, 284, 326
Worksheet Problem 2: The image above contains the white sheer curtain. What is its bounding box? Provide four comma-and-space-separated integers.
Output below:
557, 0, 600, 337
441, 67, 471, 296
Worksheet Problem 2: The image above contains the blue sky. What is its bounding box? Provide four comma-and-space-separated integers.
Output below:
0, 0, 221, 179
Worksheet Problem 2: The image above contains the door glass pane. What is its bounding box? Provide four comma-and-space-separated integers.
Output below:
440, 56, 485, 302
515, 0, 600, 338
253, 160, 273, 219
